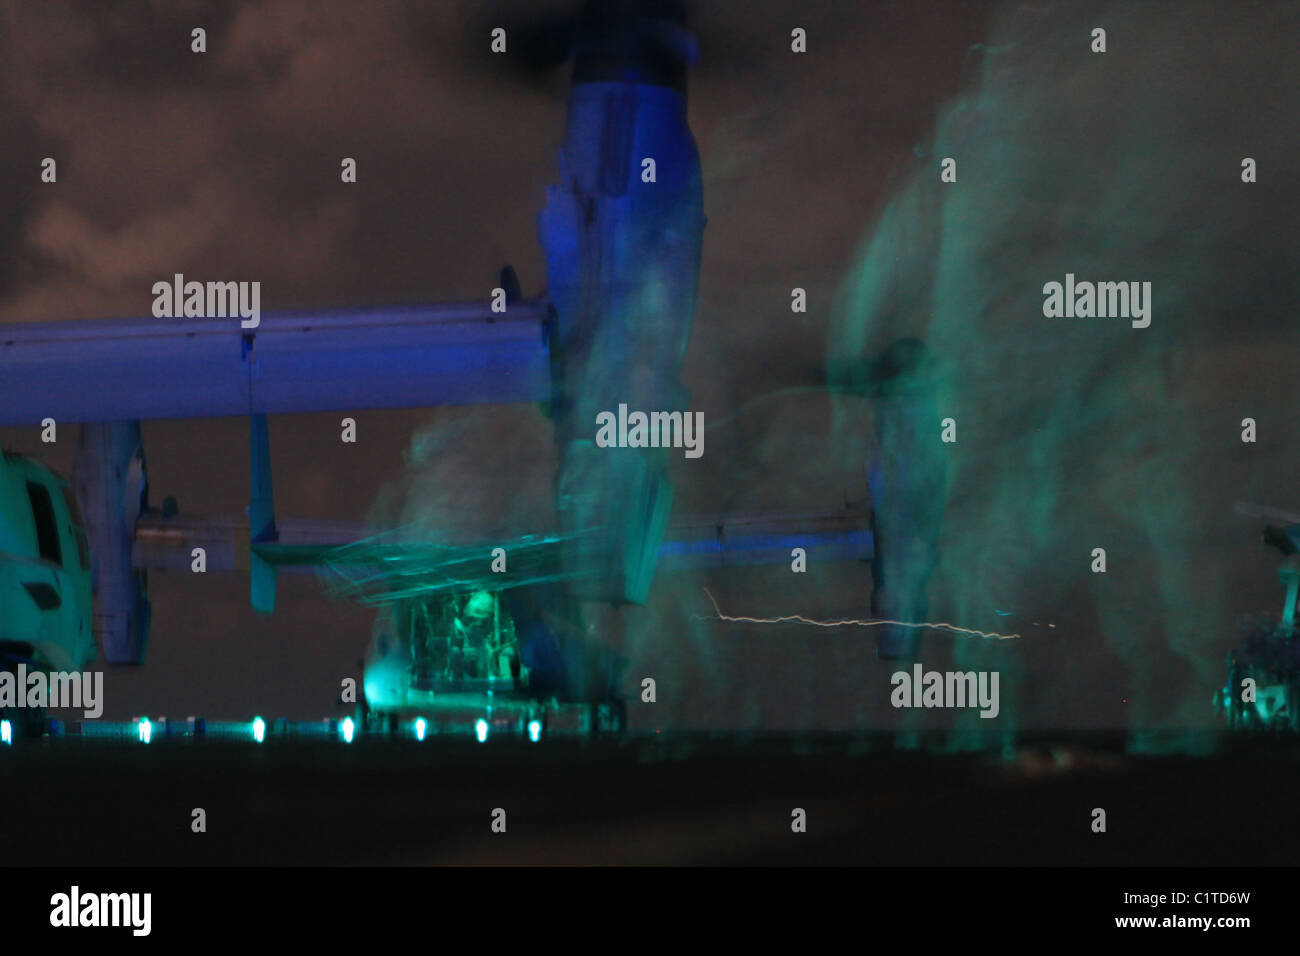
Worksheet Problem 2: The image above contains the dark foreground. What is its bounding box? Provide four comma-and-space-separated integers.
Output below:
1, 731, 1295, 865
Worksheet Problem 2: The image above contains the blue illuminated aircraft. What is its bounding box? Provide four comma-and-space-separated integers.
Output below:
0, 2, 873, 735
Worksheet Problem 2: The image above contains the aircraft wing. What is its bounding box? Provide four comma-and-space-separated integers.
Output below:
132, 509, 875, 586
0, 300, 551, 426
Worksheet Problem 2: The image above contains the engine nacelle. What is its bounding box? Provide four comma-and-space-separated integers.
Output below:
74, 422, 151, 664
539, 32, 704, 604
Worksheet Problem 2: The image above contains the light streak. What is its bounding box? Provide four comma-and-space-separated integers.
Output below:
698, 589, 1021, 640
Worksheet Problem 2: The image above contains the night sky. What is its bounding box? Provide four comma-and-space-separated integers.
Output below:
2, 0, 1296, 735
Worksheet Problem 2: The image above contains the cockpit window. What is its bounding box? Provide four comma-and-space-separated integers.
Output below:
26, 481, 62, 566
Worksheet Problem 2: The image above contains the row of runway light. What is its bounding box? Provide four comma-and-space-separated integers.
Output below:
2, 715, 544, 744
150, 716, 541, 743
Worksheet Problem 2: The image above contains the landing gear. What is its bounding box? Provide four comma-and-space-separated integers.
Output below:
355, 694, 404, 738
1217, 622, 1300, 732
357, 693, 376, 734
590, 699, 626, 739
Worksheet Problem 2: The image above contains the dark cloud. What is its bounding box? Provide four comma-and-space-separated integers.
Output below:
48, 0, 266, 93
0, 83, 61, 300
0, 10, 67, 302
